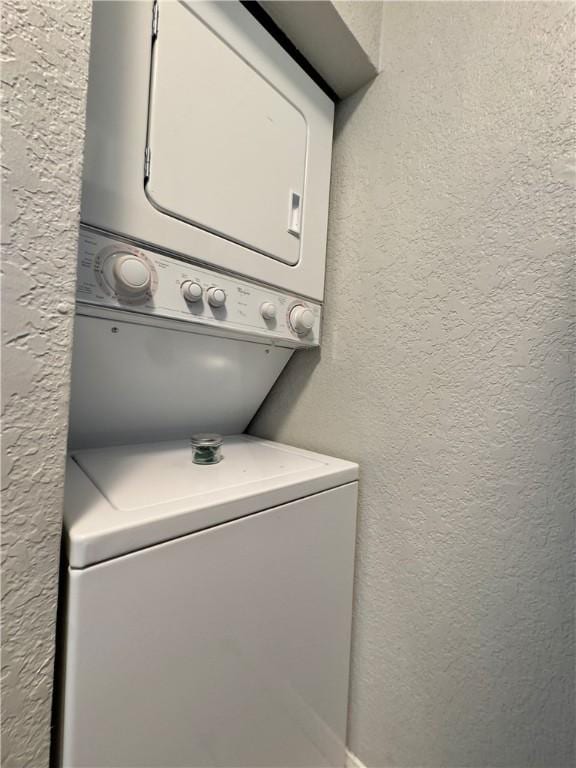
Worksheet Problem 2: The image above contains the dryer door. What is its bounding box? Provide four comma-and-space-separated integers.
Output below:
146, 1, 309, 266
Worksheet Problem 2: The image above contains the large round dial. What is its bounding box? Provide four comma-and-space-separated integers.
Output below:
93, 245, 157, 304
207, 287, 227, 307
289, 305, 314, 335
112, 253, 152, 295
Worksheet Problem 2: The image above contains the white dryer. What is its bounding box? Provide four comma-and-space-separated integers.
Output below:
82, 0, 334, 300
59, 436, 358, 768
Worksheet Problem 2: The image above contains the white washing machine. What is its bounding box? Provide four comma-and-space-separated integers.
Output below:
59, 436, 357, 768
82, 0, 334, 300
59, 231, 358, 767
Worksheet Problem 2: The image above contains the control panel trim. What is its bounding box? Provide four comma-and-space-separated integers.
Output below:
80, 223, 323, 304
76, 228, 322, 349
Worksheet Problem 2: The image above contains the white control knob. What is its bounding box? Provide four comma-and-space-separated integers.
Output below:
181, 281, 203, 302
207, 287, 226, 307
260, 302, 277, 321
112, 254, 152, 294
289, 305, 314, 335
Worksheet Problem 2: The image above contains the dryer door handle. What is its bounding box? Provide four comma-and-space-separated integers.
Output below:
287, 190, 302, 238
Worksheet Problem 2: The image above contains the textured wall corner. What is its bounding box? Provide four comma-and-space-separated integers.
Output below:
261, 0, 381, 98
332, 1, 382, 73
1, 2, 91, 766
250, 2, 575, 766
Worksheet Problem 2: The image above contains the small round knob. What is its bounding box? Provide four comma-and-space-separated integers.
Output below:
289, 305, 314, 335
181, 281, 203, 302
112, 254, 152, 294
207, 287, 226, 307
260, 302, 277, 321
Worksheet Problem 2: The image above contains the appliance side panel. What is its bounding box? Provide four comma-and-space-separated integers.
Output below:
59, 483, 358, 768
57, 568, 82, 768
81, 0, 152, 232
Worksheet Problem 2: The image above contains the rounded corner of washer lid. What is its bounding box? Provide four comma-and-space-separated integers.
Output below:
247, 436, 359, 483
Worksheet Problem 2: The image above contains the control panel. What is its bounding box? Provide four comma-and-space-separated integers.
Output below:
76, 229, 321, 347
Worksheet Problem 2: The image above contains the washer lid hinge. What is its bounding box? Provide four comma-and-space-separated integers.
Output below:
144, 146, 151, 179
152, 0, 159, 38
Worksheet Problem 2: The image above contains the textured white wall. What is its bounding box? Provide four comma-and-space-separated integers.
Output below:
250, 2, 575, 766
1, 2, 91, 766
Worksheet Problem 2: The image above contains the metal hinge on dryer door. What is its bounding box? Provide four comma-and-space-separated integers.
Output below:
146, 1, 158, 182
144, 147, 151, 180
152, 0, 159, 38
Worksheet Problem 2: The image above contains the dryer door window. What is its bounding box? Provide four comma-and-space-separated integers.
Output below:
145, 0, 307, 266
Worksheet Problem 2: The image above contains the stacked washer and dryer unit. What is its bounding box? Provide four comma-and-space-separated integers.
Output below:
58, 2, 358, 767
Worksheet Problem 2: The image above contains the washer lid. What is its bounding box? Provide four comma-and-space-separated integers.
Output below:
64, 435, 358, 568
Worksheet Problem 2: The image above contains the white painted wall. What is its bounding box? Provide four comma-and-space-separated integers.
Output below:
250, 2, 575, 766
1, 2, 91, 765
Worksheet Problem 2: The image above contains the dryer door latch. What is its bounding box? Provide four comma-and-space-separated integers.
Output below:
287, 191, 302, 238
